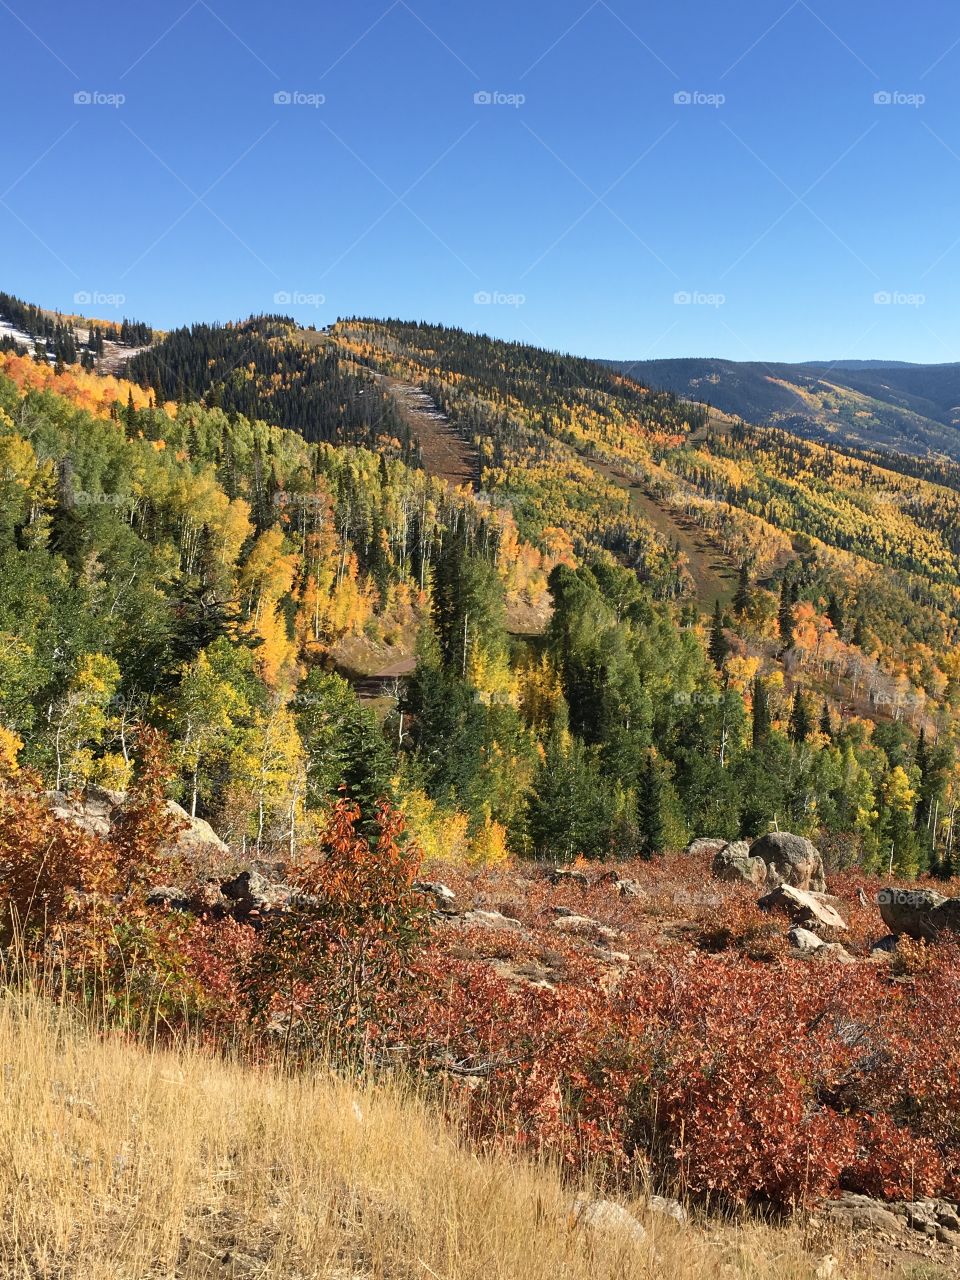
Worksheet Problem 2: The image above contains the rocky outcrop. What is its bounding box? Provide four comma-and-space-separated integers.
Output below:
823, 1192, 960, 1246
43, 787, 230, 864
749, 832, 826, 893
759, 883, 847, 933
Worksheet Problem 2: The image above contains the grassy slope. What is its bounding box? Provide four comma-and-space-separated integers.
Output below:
0, 992, 900, 1280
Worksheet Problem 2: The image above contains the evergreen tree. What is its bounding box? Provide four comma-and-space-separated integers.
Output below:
788, 688, 812, 744
732, 563, 751, 616
636, 752, 666, 857
708, 599, 729, 669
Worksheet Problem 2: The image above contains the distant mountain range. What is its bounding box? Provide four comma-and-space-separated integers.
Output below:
603, 357, 960, 459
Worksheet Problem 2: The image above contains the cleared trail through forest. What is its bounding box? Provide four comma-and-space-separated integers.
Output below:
378, 375, 479, 488
582, 455, 739, 612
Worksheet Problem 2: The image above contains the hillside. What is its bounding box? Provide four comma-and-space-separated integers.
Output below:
6, 296, 960, 1268
602, 357, 960, 460
1, 992, 916, 1280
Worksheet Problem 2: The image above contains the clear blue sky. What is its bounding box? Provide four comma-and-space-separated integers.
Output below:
2, 0, 959, 362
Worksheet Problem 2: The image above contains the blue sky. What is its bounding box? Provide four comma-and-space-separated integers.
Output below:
2, 0, 959, 361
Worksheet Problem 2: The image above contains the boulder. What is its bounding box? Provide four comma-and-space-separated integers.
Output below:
414, 880, 457, 912
686, 837, 728, 858
877, 886, 949, 940
460, 908, 526, 933
552, 914, 622, 944
712, 840, 767, 887
759, 883, 847, 932
546, 867, 590, 887
750, 832, 826, 893
788, 925, 826, 953
163, 801, 231, 862
571, 1197, 646, 1246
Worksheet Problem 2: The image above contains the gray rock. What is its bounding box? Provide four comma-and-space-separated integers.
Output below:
571, 1197, 646, 1245
686, 837, 729, 858
759, 883, 847, 932
712, 841, 767, 887
788, 925, 826, 953
647, 1195, 687, 1224
750, 832, 826, 893
460, 908, 526, 932
414, 880, 457, 912
877, 886, 949, 940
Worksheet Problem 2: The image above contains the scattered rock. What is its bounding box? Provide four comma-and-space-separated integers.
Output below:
647, 1194, 686, 1224
414, 880, 457, 912
547, 867, 590, 887
787, 925, 826, 953
571, 1197, 647, 1246
460, 908, 526, 933
749, 831, 827, 893
552, 914, 622, 944
759, 883, 847, 933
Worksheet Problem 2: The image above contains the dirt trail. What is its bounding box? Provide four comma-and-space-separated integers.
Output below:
377, 375, 479, 487
582, 456, 738, 612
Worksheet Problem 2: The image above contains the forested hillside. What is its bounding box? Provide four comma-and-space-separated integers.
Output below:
0, 305, 956, 879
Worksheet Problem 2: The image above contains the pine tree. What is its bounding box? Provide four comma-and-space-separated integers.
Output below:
733, 563, 751, 616
708, 599, 729, 669
819, 702, 833, 739
636, 752, 666, 858
788, 688, 812, 743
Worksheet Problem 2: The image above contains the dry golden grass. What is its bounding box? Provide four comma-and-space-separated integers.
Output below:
0, 992, 915, 1280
